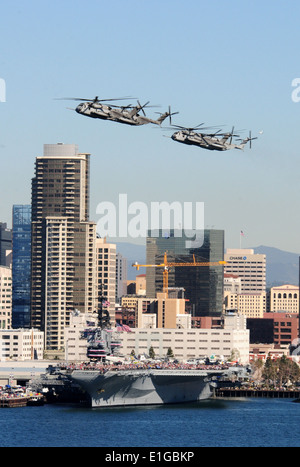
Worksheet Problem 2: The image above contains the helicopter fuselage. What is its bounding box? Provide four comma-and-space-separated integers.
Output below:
76, 102, 112, 120
171, 131, 228, 151
76, 103, 152, 125
73, 99, 172, 127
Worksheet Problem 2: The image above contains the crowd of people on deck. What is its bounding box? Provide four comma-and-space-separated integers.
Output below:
60, 360, 238, 373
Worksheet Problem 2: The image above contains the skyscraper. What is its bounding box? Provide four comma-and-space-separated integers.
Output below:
96, 237, 116, 325
12, 205, 32, 329
116, 252, 127, 303
31, 144, 96, 352
224, 249, 266, 292
0, 222, 12, 266
146, 229, 225, 317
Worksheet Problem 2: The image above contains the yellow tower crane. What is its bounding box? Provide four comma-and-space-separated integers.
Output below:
132, 252, 226, 297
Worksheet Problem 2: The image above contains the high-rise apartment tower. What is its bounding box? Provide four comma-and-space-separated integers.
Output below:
31, 144, 96, 352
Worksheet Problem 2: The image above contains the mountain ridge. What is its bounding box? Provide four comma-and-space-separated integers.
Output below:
251, 245, 299, 287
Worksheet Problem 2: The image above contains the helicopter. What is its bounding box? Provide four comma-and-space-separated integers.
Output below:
59, 96, 134, 121
167, 124, 258, 151
108, 102, 179, 126
59, 96, 178, 127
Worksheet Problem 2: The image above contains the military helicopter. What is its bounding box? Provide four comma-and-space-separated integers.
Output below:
167, 124, 257, 151
59, 96, 178, 127
58, 96, 134, 121
108, 102, 179, 126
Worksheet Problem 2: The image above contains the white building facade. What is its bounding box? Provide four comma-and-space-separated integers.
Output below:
0, 329, 44, 361
269, 284, 299, 313
119, 314, 249, 364
64, 311, 95, 363
224, 249, 266, 292
0, 266, 12, 329
224, 292, 267, 318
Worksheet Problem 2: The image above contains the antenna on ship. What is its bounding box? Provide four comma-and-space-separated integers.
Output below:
97, 282, 111, 329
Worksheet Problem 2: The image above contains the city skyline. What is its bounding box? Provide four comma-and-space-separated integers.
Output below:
1, 1, 300, 255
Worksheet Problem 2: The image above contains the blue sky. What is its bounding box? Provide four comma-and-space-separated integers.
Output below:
1, 0, 300, 253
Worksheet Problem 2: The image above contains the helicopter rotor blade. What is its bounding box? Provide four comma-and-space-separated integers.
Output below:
230, 126, 234, 144
169, 123, 205, 131
137, 100, 150, 116
55, 96, 135, 103
169, 123, 224, 133
194, 124, 225, 131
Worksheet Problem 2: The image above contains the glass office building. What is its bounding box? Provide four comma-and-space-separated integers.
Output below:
146, 229, 224, 317
12, 205, 32, 328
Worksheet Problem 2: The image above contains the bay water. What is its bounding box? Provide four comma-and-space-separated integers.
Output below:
0, 398, 299, 448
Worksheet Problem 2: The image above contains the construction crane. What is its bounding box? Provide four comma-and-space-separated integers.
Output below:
132, 252, 226, 297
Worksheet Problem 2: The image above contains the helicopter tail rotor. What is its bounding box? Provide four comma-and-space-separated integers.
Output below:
156, 106, 179, 125
236, 131, 258, 149
167, 106, 179, 125
248, 131, 258, 149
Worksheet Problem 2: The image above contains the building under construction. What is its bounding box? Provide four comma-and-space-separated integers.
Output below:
145, 229, 225, 318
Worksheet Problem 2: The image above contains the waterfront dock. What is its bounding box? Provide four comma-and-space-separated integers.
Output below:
0, 361, 55, 387
0, 397, 28, 408
0, 394, 45, 408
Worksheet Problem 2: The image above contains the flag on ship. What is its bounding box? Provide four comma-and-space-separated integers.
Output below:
116, 324, 132, 332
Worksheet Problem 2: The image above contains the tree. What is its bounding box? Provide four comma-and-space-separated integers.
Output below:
149, 346, 155, 359
262, 355, 300, 388
276, 355, 300, 387
262, 357, 277, 388
251, 359, 264, 383
166, 347, 174, 358
229, 348, 240, 362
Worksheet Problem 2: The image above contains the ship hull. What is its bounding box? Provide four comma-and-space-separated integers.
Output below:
70, 369, 223, 408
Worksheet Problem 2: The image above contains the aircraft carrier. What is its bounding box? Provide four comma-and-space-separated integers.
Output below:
70, 367, 239, 408
69, 311, 248, 408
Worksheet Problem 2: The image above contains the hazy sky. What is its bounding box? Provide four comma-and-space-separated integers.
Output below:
1, 0, 300, 253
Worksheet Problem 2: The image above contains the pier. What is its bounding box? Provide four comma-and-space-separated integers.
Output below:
0, 397, 28, 408
0, 361, 56, 386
